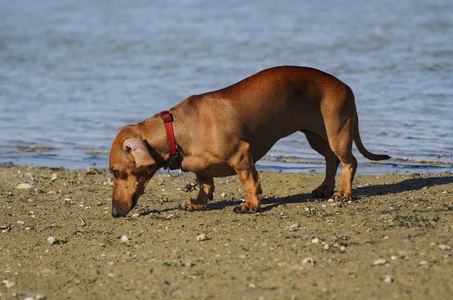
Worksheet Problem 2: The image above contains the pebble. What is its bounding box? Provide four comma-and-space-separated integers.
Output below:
47, 236, 56, 245
161, 279, 170, 285
51, 173, 58, 181
419, 260, 430, 267
301, 257, 315, 266
1, 226, 11, 233
339, 245, 346, 253
120, 235, 129, 242
221, 192, 227, 198
383, 275, 393, 283
2, 280, 15, 288
16, 183, 33, 189
311, 237, 320, 244
438, 244, 450, 250
184, 260, 194, 267
289, 224, 299, 231
131, 213, 140, 218
372, 258, 388, 266
196, 233, 209, 241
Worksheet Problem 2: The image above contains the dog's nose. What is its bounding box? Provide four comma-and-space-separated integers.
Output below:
112, 206, 121, 218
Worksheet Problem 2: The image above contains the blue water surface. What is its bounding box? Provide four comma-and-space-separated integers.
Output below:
0, 0, 452, 173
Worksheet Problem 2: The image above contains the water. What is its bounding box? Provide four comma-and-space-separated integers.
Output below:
1, 0, 452, 173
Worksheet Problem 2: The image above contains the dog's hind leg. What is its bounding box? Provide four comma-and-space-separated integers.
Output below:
303, 131, 340, 198
326, 119, 357, 201
180, 175, 214, 211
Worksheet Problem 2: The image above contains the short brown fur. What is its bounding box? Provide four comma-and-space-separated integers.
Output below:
109, 66, 390, 217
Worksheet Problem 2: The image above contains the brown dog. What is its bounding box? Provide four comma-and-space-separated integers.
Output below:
109, 66, 390, 217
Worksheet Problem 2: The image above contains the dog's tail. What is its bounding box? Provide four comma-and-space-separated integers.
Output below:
354, 114, 391, 161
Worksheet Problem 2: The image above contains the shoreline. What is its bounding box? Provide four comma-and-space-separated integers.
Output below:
1, 166, 452, 299
1, 159, 452, 177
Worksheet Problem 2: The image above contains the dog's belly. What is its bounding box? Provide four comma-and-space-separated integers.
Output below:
181, 154, 237, 177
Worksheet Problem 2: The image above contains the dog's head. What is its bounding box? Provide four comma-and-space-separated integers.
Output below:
109, 125, 159, 217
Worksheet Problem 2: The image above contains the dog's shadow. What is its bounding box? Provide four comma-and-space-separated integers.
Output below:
212, 175, 453, 212
143, 175, 453, 214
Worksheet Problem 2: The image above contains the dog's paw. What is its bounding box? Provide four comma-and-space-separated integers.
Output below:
178, 202, 194, 212
178, 199, 207, 212
233, 202, 260, 214
333, 191, 352, 201
312, 186, 334, 199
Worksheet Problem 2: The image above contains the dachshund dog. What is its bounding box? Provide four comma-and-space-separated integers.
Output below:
109, 66, 390, 217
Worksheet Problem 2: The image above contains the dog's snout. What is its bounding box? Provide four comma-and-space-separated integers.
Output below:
112, 206, 121, 218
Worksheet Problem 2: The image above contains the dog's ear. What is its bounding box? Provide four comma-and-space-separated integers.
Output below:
123, 138, 156, 174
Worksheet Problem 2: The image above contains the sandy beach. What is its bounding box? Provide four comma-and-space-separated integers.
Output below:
0, 166, 452, 299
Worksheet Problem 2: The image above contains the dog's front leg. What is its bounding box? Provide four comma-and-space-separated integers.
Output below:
230, 143, 262, 213
234, 157, 262, 213
233, 167, 262, 213
180, 175, 214, 211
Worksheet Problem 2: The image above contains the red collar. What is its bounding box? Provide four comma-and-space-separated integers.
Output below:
160, 110, 179, 170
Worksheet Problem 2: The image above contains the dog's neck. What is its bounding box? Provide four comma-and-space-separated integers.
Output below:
138, 115, 175, 168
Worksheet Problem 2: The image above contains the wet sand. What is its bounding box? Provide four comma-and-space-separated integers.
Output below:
1, 166, 452, 299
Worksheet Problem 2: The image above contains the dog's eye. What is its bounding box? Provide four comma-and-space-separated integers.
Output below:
112, 170, 120, 179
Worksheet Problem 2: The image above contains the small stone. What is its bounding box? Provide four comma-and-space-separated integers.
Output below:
419, 260, 430, 267
438, 244, 450, 250
323, 244, 330, 250
161, 279, 170, 285
131, 213, 140, 218
1, 225, 11, 233
63, 198, 74, 204
221, 192, 227, 198
47, 236, 56, 245
24, 297, 34, 300
107, 272, 116, 278
372, 258, 388, 266
289, 224, 299, 231
2, 280, 15, 288
120, 235, 129, 242
248, 282, 256, 288
311, 237, 320, 244
183, 260, 194, 267
51, 173, 58, 181
301, 257, 315, 266
16, 183, 33, 189
383, 275, 393, 283
339, 245, 346, 253
196, 233, 209, 241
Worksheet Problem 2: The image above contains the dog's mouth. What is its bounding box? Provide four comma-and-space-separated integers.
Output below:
130, 192, 138, 210
112, 193, 139, 218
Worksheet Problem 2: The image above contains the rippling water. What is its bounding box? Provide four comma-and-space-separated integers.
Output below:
1, 0, 452, 173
